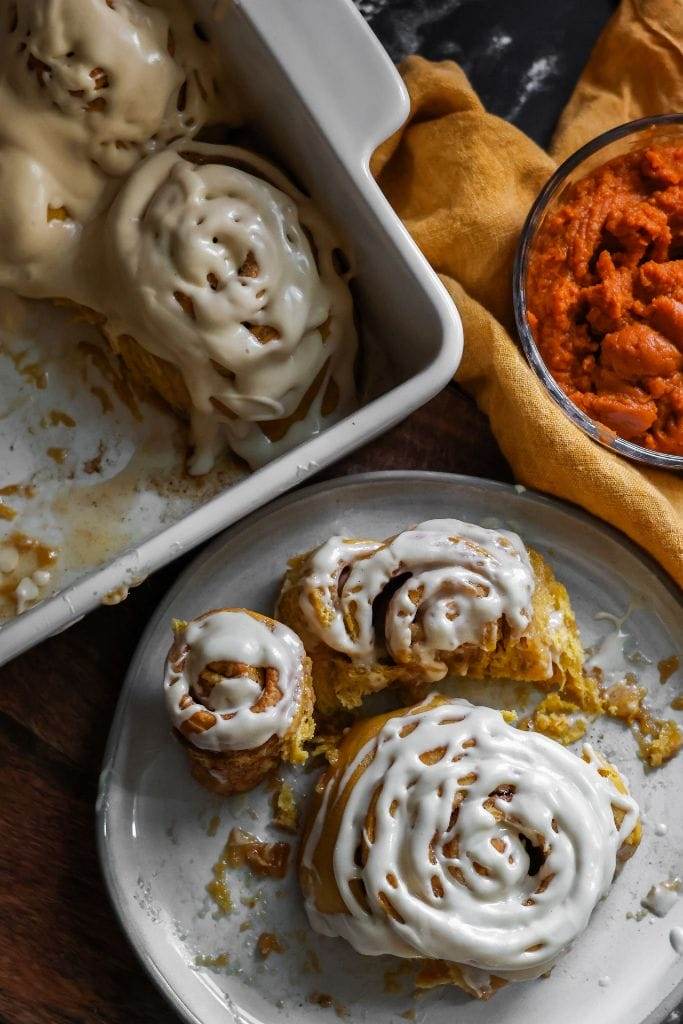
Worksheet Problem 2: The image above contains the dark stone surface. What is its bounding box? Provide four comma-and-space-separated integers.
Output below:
356, 0, 617, 147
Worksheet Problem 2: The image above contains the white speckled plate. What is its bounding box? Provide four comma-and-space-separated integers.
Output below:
97, 472, 683, 1024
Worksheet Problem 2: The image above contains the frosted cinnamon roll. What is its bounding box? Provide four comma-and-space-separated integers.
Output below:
164, 608, 314, 795
0, 0, 237, 294
277, 519, 585, 713
100, 142, 357, 472
300, 695, 641, 1000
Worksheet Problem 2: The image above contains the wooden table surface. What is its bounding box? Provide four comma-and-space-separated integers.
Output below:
0, 385, 511, 1024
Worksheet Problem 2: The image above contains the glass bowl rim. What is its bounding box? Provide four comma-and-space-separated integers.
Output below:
513, 112, 683, 471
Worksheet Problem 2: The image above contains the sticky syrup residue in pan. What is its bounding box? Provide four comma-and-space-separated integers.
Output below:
0, 293, 246, 621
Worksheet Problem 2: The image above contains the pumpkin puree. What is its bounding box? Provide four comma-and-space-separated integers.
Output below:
526, 144, 683, 455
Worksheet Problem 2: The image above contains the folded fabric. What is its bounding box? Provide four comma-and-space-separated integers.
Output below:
371, 0, 683, 587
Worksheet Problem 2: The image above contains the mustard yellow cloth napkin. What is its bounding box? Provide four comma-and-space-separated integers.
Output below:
371, 0, 683, 587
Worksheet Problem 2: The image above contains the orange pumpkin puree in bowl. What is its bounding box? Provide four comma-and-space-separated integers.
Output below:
526, 144, 683, 455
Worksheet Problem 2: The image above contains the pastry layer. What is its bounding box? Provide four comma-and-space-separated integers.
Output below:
277, 520, 586, 713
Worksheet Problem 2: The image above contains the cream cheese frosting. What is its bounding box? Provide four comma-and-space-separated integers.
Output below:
164, 610, 306, 752
0, 0, 232, 295
301, 697, 639, 982
100, 143, 357, 469
293, 519, 535, 676
0, 0, 357, 471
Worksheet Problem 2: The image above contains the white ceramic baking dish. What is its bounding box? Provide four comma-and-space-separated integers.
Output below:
0, 0, 462, 666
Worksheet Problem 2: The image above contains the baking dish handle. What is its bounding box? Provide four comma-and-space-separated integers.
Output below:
239, 0, 410, 167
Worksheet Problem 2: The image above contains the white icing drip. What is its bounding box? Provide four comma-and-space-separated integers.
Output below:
0, 547, 19, 574
655, 822, 669, 837
586, 605, 647, 686
186, 413, 226, 477
101, 143, 357, 468
298, 520, 535, 675
302, 698, 639, 981
164, 610, 305, 752
14, 576, 39, 614
547, 609, 564, 633
586, 625, 632, 686
671, 927, 683, 954
641, 880, 681, 918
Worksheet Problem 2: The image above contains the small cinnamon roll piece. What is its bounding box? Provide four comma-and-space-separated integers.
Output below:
164, 608, 314, 795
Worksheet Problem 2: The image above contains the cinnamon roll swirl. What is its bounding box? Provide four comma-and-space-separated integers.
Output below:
100, 142, 357, 472
164, 608, 314, 795
0, 0, 235, 295
300, 695, 641, 1000
277, 519, 585, 713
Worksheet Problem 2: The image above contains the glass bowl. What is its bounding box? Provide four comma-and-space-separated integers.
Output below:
513, 114, 683, 471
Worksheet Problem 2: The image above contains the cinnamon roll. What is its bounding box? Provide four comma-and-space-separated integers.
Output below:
300, 694, 641, 1000
164, 608, 314, 795
99, 142, 357, 472
0, 0, 235, 295
277, 519, 585, 713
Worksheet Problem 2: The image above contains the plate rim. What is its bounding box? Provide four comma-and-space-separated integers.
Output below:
96, 469, 683, 1024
